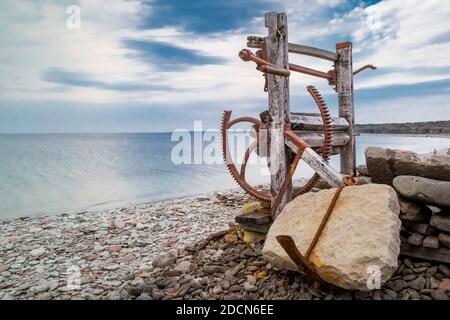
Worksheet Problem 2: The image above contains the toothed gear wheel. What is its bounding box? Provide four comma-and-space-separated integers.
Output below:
221, 85, 334, 204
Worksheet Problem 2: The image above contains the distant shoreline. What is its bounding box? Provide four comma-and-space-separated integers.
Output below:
357, 132, 450, 139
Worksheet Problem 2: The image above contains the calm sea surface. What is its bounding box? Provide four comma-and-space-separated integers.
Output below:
0, 133, 448, 219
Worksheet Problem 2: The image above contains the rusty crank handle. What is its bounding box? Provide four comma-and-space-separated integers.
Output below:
239, 49, 290, 77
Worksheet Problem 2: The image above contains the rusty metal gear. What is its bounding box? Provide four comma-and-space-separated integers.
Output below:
293, 85, 334, 197
221, 110, 270, 202
221, 85, 334, 203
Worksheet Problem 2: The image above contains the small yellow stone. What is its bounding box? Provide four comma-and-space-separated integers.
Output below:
243, 229, 266, 243
241, 202, 263, 214
256, 271, 266, 279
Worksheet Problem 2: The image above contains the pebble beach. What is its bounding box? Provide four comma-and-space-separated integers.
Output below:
1, 185, 450, 300
0, 188, 252, 300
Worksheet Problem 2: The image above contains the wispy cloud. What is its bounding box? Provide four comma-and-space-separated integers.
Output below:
123, 39, 225, 70
41, 67, 171, 91
0, 0, 449, 132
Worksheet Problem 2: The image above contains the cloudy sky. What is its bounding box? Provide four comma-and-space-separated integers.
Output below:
0, 0, 449, 133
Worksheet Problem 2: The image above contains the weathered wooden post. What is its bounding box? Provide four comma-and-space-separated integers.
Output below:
265, 12, 291, 216
336, 42, 356, 176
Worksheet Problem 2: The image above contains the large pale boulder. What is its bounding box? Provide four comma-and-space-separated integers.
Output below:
393, 176, 450, 208
365, 147, 450, 185
262, 184, 401, 291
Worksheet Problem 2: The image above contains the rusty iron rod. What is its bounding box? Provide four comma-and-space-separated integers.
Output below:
271, 128, 310, 218
305, 185, 345, 259
288, 63, 332, 80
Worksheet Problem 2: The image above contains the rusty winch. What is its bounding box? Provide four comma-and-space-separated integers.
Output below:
221, 15, 376, 219
221, 11, 379, 284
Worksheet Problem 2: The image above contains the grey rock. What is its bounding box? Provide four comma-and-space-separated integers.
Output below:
356, 164, 369, 176
429, 277, 440, 289
152, 291, 164, 300
386, 279, 408, 292
30, 282, 51, 294
152, 252, 177, 268
372, 291, 382, 300
135, 223, 147, 230
438, 264, 450, 277
398, 290, 410, 300
383, 288, 398, 299
246, 275, 257, 285
243, 282, 257, 292
103, 264, 119, 271
91, 288, 105, 295
137, 293, 152, 300
203, 265, 227, 274
174, 260, 191, 273
408, 276, 426, 290
404, 223, 434, 235
30, 247, 46, 258
222, 280, 230, 290
190, 278, 203, 289
403, 274, 417, 281
425, 266, 438, 277
356, 175, 371, 185
430, 213, 450, 233
431, 290, 448, 300
365, 147, 450, 185
407, 233, 424, 246
413, 266, 428, 273
407, 289, 420, 300
423, 235, 440, 249
414, 261, 431, 268
212, 285, 223, 294
403, 258, 414, 268
398, 196, 431, 223
108, 280, 122, 287
394, 176, 450, 208
439, 233, 450, 248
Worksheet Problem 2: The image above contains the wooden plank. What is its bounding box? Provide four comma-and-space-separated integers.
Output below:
400, 243, 450, 264
247, 36, 337, 61
266, 12, 291, 217
285, 141, 344, 187
290, 113, 349, 131
260, 110, 349, 131
293, 131, 350, 148
336, 41, 356, 176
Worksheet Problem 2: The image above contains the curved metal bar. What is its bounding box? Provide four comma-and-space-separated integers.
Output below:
221, 110, 270, 202
227, 116, 262, 128
240, 141, 257, 178
353, 64, 377, 75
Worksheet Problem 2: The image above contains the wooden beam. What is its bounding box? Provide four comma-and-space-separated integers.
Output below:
260, 110, 350, 131
293, 131, 350, 148
285, 141, 344, 188
290, 113, 349, 131
247, 36, 337, 61
336, 41, 356, 176
266, 12, 291, 217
